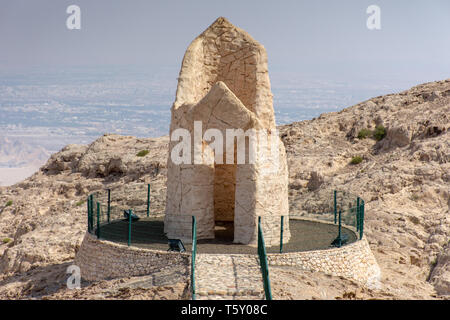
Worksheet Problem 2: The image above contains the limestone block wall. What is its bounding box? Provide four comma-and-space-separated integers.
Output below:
267, 237, 380, 286
74, 232, 190, 281
234, 136, 291, 246
165, 17, 290, 246
74, 232, 379, 287
164, 81, 290, 245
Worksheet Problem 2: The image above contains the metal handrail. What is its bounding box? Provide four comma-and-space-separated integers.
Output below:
257, 217, 272, 300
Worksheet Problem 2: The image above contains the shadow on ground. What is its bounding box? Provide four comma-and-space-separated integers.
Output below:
97, 217, 357, 254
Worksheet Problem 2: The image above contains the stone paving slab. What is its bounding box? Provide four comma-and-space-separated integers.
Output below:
195, 254, 265, 300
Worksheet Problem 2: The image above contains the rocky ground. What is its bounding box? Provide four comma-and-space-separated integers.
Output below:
0, 79, 448, 299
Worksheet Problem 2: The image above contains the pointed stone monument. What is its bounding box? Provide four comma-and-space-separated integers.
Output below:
164, 17, 290, 246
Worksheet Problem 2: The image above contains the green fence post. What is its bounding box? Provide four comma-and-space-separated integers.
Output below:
337, 209, 342, 247
88, 195, 92, 232
90, 194, 94, 233
91, 195, 94, 232
87, 195, 91, 232
258, 216, 261, 249
146, 184, 150, 217
258, 217, 273, 300
334, 190, 337, 224
96, 202, 101, 239
280, 216, 284, 253
360, 201, 365, 240
86, 196, 90, 232
191, 216, 197, 300
128, 209, 132, 246
107, 189, 111, 223
358, 202, 361, 238
356, 197, 360, 231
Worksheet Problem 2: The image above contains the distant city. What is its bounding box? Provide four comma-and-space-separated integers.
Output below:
0, 66, 419, 184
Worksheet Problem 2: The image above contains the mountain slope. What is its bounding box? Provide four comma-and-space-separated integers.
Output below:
0, 79, 448, 299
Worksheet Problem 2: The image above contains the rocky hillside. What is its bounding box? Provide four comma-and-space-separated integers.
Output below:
0, 79, 448, 299
278, 79, 449, 299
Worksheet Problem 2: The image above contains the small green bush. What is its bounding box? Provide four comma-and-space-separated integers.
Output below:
136, 150, 150, 157
357, 129, 372, 140
75, 200, 85, 207
350, 156, 363, 165
5, 200, 12, 207
2, 238, 11, 244
430, 258, 438, 268
373, 125, 386, 141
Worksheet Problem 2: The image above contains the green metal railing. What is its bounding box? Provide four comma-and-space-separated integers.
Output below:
146, 184, 151, 217
288, 189, 366, 247
87, 194, 93, 233
86, 184, 159, 246
279, 216, 284, 253
127, 209, 132, 246
191, 216, 197, 300
257, 217, 272, 300
87, 186, 365, 252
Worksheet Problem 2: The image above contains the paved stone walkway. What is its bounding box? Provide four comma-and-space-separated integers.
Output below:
195, 254, 265, 300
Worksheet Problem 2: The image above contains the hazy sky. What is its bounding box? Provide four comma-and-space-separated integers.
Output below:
1, 0, 449, 83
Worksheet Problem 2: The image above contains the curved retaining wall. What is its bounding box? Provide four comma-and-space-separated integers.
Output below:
75, 232, 380, 288
267, 237, 380, 287
74, 232, 190, 281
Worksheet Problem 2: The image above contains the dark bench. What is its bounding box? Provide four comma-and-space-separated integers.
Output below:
123, 210, 140, 222
331, 234, 349, 247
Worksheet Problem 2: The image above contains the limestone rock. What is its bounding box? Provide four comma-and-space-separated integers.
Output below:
164, 17, 290, 246
378, 125, 411, 150
306, 171, 325, 191
429, 246, 450, 296
42, 144, 87, 174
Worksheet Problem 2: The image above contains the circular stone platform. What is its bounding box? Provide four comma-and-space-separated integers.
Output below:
96, 217, 357, 254
76, 219, 379, 286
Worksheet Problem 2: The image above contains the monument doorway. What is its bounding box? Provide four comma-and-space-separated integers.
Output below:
213, 163, 237, 242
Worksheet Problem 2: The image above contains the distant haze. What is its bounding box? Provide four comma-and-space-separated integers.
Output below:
1, 0, 449, 82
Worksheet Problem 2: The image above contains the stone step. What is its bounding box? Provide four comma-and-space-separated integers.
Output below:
194, 254, 265, 300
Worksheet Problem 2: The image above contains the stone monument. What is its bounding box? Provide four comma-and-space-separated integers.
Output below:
164, 17, 290, 246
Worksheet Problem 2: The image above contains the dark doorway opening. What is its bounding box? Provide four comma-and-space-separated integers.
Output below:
213, 164, 236, 242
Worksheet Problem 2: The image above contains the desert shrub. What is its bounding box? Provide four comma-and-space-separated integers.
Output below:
2, 238, 11, 244
373, 125, 386, 141
5, 200, 12, 207
357, 128, 372, 139
430, 258, 438, 268
75, 200, 85, 207
350, 156, 363, 165
136, 150, 150, 157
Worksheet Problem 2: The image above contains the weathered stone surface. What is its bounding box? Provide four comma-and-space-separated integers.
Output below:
73, 230, 380, 299
74, 233, 189, 282
378, 125, 411, 150
429, 245, 450, 296
306, 171, 324, 191
195, 254, 264, 300
165, 17, 290, 246
268, 237, 380, 287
